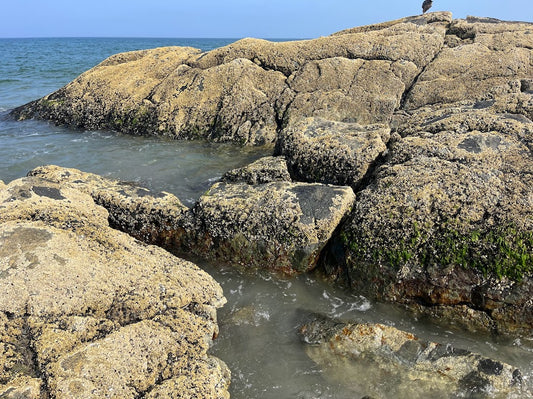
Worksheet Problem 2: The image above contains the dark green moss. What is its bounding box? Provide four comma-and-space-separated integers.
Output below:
342, 223, 532, 282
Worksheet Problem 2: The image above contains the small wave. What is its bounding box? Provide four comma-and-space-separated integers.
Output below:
0, 79, 21, 84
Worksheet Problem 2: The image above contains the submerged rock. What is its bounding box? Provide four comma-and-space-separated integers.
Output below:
299, 313, 526, 398
0, 176, 229, 398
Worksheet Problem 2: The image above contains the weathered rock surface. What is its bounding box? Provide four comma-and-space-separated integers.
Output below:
337, 101, 533, 335
220, 156, 291, 184
0, 176, 229, 398
299, 313, 527, 399
276, 117, 390, 187
186, 181, 355, 274
29, 165, 355, 275
12, 12, 451, 144
28, 164, 188, 245
404, 16, 533, 110
9, 12, 533, 335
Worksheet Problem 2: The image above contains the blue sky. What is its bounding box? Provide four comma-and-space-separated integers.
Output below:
2, 0, 532, 39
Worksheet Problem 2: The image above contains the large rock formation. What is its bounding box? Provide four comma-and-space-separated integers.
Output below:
12, 12, 451, 144
299, 313, 527, 398
0, 177, 229, 398
10, 12, 533, 335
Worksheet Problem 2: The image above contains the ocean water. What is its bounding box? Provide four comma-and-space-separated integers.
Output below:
0, 38, 532, 398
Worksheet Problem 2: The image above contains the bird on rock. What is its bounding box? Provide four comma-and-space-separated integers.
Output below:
422, 0, 433, 13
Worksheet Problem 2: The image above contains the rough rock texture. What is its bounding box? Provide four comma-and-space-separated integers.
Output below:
404, 17, 533, 110
9, 12, 533, 335
28, 165, 355, 275
12, 12, 451, 144
299, 313, 527, 399
337, 100, 533, 335
0, 177, 229, 398
28, 165, 188, 245
185, 181, 355, 274
276, 117, 390, 187
220, 156, 292, 184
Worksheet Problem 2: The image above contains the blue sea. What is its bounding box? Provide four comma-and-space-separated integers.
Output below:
0, 37, 267, 205
1, 38, 532, 398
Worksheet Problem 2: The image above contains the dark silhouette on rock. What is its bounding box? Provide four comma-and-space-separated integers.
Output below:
422, 0, 433, 13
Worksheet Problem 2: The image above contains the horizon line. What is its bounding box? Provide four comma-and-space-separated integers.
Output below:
0, 35, 306, 40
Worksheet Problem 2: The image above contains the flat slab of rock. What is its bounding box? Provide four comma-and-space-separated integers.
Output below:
299, 313, 526, 398
0, 177, 229, 398
220, 156, 292, 184
188, 181, 355, 274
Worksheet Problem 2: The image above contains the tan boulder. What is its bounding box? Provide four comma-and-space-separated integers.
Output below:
336, 102, 533, 335
0, 177, 228, 398
188, 181, 356, 274
404, 17, 533, 110
28, 164, 188, 244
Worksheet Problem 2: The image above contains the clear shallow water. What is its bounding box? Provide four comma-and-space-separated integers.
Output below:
1, 38, 532, 398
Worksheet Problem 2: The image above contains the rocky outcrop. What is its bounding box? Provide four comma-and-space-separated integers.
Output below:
12, 12, 451, 144
29, 165, 355, 275
0, 176, 229, 398
28, 165, 188, 245
299, 313, 527, 398
10, 12, 533, 335
337, 100, 533, 335
404, 17, 533, 111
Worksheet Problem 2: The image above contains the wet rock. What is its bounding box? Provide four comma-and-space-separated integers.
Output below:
276, 117, 390, 187
0, 176, 229, 398
221, 156, 291, 184
336, 102, 533, 335
187, 181, 355, 274
10, 12, 533, 336
299, 313, 525, 398
29, 165, 354, 275
28, 165, 188, 245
